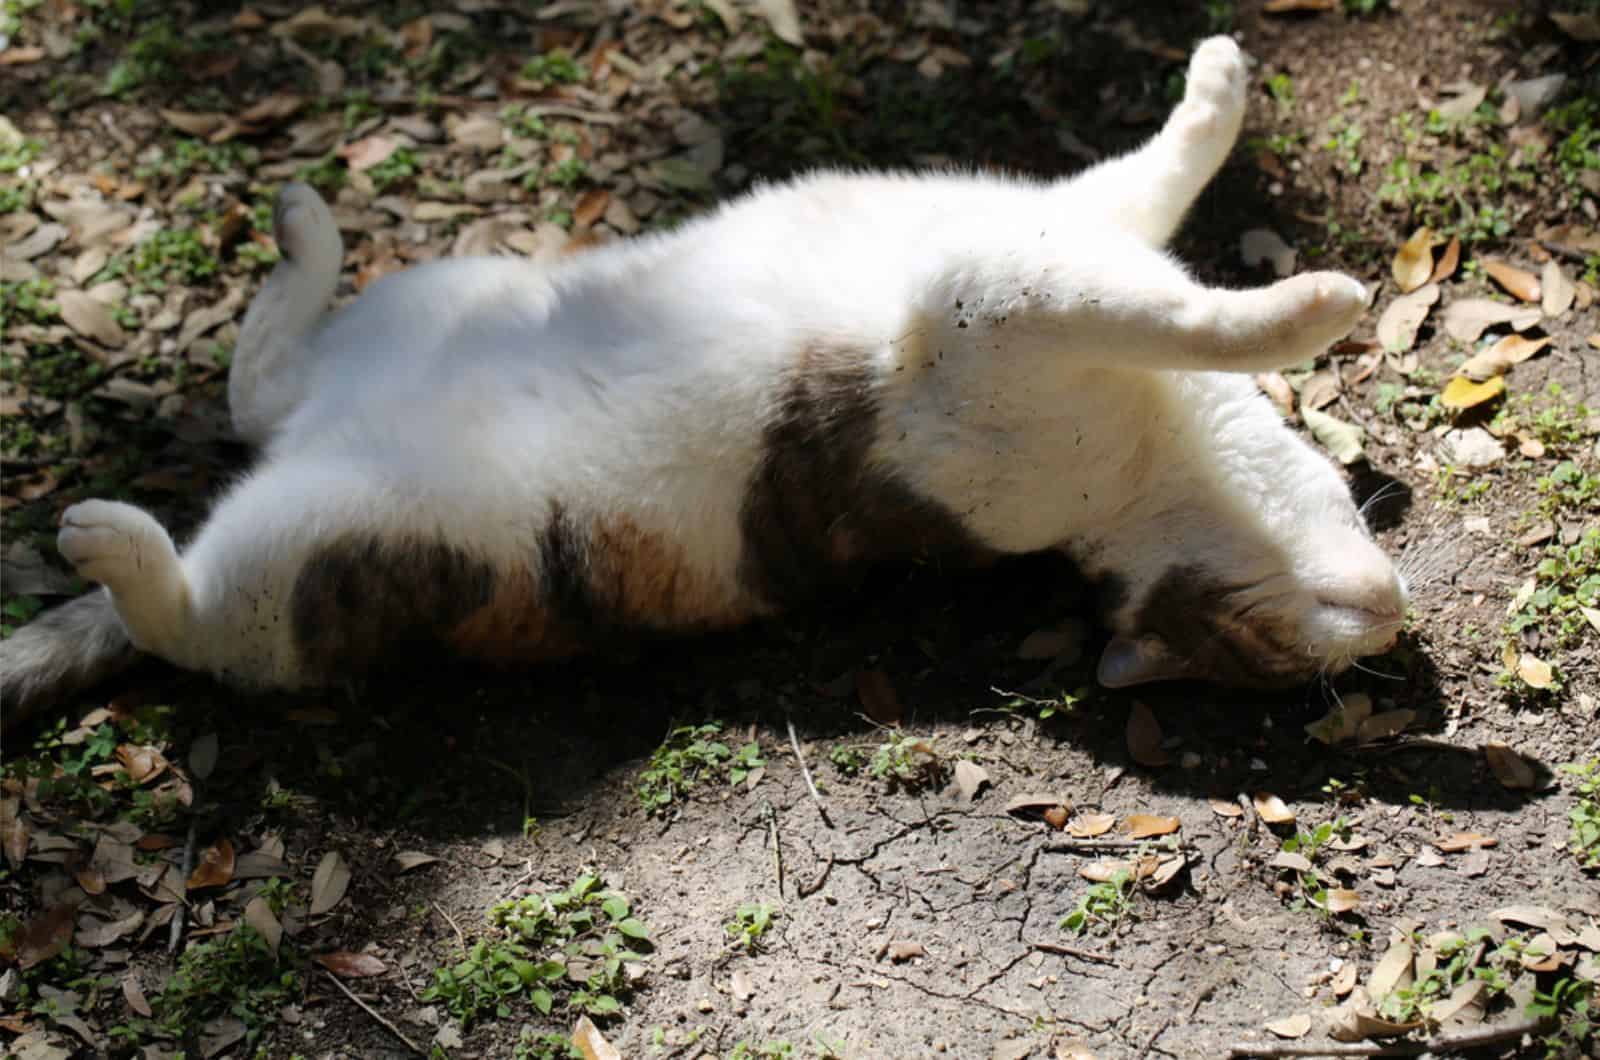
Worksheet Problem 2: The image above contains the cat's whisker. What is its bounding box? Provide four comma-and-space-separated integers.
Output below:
1357, 480, 1410, 523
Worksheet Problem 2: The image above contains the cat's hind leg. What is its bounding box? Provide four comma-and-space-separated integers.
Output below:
229, 183, 343, 446
56, 500, 194, 663
1055, 35, 1248, 246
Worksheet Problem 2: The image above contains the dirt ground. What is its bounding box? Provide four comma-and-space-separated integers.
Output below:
2, 1, 1598, 1058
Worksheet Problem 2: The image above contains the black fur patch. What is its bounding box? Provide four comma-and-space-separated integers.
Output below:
1132, 565, 1309, 687
738, 348, 989, 607
290, 536, 495, 680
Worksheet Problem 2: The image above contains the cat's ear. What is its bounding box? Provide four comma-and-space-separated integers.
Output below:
1096, 635, 1191, 687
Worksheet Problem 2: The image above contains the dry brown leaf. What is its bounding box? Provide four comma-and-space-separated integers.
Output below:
244, 896, 283, 955
159, 109, 228, 137
1122, 814, 1179, 839
1433, 977, 1487, 1024
855, 668, 903, 725
1481, 260, 1541, 302
1269, 851, 1313, 873
1043, 806, 1069, 831
1542, 260, 1576, 317
1356, 708, 1415, 743
1125, 701, 1170, 767
573, 188, 610, 229
392, 850, 439, 873
12, 903, 77, 970
1369, 938, 1415, 1002
573, 1014, 623, 1060
1550, 12, 1600, 41
1264, 1012, 1312, 1039
1391, 227, 1436, 293
953, 760, 989, 801
1435, 832, 1497, 852
1376, 283, 1438, 352
1326, 888, 1361, 914
238, 92, 304, 127
1332, 961, 1358, 997
57, 289, 128, 347
339, 135, 399, 173
1068, 812, 1115, 838
309, 850, 351, 916
1483, 742, 1536, 790
1429, 235, 1461, 283
0, 797, 27, 869
1209, 798, 1243, 818
1516, 653, 1554, 689
1004, 793, 1070, 816
315, 951, 388, 978
1457, 334, 1551, 381
886, 940, 926, 962
1305, 692, 1373, 745
123, 973, 153, 1017
1263, 0, 1336, 10
1255, 372, 1294, 415
115, 744, 168, 784
1252, 792, 1295, 825
1440, 375, 1506, 412
188, 838, 236, 890
1442, 299, 1541, 343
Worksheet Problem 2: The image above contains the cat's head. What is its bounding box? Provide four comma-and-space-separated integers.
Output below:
1087, 377, 1408, 689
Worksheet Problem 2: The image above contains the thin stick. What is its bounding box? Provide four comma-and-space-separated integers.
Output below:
1029, 940, 1117, 966
1224, 1016, 1551, 1058
432, 901, 467, 952
787, 718, 833, 828
168, 820, 197, 955
766, 802, 784, 897
1043, 839, 1186, 854
798, 852, 834, 898
322, 969, 424, 1056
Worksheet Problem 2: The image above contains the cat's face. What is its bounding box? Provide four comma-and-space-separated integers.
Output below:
1090, 383, 1408, 689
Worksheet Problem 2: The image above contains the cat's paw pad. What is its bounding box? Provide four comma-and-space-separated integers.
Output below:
1172, 36, 1248, 144
1282, 272, 1369, 338
58, 500, 177, 589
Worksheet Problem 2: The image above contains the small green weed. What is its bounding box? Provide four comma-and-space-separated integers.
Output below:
423, 874, 651, 1027
1493, 383, 1596, 454
725, 903, 779, 954
1377, 928, 1503, 1024
1276, 817, 1353, 919
134, 137, 255, 185
0, 278, 58, 328
637, 722, 764, 813
515, 1029, 583, 1059
868, 731, 944, 791
1561, 758, 1600, 869
1504, 527, 1600, 657
994, 685, 1085, 721
1263, 72, 1294, 112
1342, 0, 1389, 13
1323, 115, 1364, 175
1530, 974, 1594, 1058
0, 179, 35, 213
367, 146, 419, 193
828, 744, 867, 776
729, 1041, 797, 1060
294, 153, 347, 194
0, 137, 42, 174
521, 49, 584, 86
1061, 869, 1133, 936
97, 227, 218, 294
1546, 97, 1599, 193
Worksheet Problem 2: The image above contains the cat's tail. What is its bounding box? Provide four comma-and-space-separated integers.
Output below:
230, 182, 343, 445
0, 592, 137, 733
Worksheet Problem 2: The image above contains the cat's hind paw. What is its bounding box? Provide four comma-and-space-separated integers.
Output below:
1170, 36, 1248, 149
59, 500, 180, 592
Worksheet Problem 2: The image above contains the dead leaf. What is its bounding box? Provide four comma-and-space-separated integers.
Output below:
1264, 1012, 1312, 1039
115, 744, 168, 784
1481, 260, 1541, 302
392, 850, 439, 873
244, 896, 282, 955
1068, 813, 1115, 838
1457, 335, 1551, 381
753, 0, 803, 45
1209, 798, 1243, 818
953, 760, 989, 801
572, 1014, 623, 1060
1483, 743, 1536, 790
573, 188, 610, 229
1551, 12, 1600, 42
57, 290, 127, 347
315, 951, 387, 977
1301, 407, 1365, 465
1442, 299, 1541, 343
187, 838, 235, 890
159, 109, 228, 137
1252, 792, 1295, 825
123, 973, 153, 1017
13, 904, 76, 970
1541, 261, 1575, 317
1043, 806, 1069, 830
886, 940, 926, 962
1391, 227, 1435, 293
338, 135, 399, 173
309, 850, 351, 915
1122, 814, 1179, 839
1004, 793, 1071, 817
0, 797, 27, 869
1256, 372, 1295, 415
1436, 83, 1488, 122
1125, 702, 1169, 767
1263, 0, 1336, 10
76, 909, 143, 948
1332, 961, 1358, 997
1376, 283, 1438, 352
855, 668, 903, 726
1516, 653, 1554, 689
1369, 938, 1415, 1002
1304, 692, 1373, 745
1270, 851, 1313, 873
1326, 888, 1361, 914
1430, 236, 1461, 283
1435, 833, 1497, 852
1356, 708, 1415, 743
1440, 375, 1506, 412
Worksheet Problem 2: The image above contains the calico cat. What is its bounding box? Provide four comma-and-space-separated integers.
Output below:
0, 37, 1407, 726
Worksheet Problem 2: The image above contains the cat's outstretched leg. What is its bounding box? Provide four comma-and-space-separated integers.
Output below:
56, 500, 194, 662
230, 183, 343, 446
1056, 35, 1248, 246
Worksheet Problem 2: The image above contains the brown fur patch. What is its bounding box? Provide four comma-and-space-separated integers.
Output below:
1132, 565, 1307, 687
738, 345, 990, 607
446, 565, 584, 663
587, 515, 748, 628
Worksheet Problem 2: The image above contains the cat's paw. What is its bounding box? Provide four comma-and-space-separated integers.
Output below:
272, 182, 333, 264
58, 500, 179, 591
1277, 271, 1370, 345
1170, 36, 1248, 148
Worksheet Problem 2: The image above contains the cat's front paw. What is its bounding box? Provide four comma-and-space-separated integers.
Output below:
58, 500, 179, 591
1278, 272, 1370, 346
1171, 36, 1248, 148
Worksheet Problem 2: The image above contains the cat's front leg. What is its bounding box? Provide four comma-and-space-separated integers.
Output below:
1055, 35, 1248, 246
57, 500, 194, 663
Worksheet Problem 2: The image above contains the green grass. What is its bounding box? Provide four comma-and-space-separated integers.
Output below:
1276, 817, 1354, 920
95, 227, 219, 294
725, 903, 779, 954
1546, 97, 1600, 193
422, 874, 651, 1028
0, 277, 59, 328
1561, 758, 1600, 869
367, 146, 419, 193
521, 49, 584, 86
637, 721, 764, 813
868, 730, 945, 791
1061, 869, 1133, 936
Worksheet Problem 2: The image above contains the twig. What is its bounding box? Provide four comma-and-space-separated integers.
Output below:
1042, 838, 1187, 854
798, 852, 835, 898
787, 718, 833, 829
432, 901, 467, 952
1029, 940, 1117, 966
168, 820, 197, 955
1138, 1015, 1173, 1058
1224, 1015, 1552, 1058
499, 860, 537, 902
766, 802, 784, 897
321, 969, 424, 1056
1538, 240, 1591, 264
